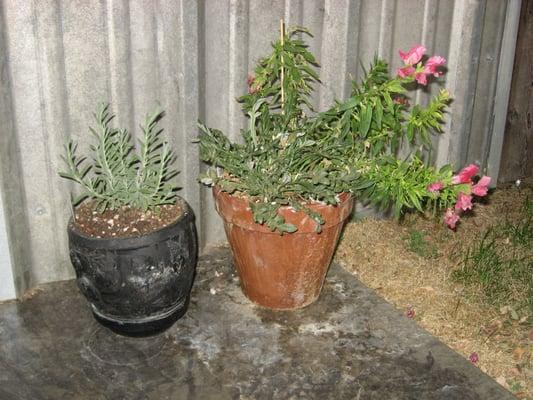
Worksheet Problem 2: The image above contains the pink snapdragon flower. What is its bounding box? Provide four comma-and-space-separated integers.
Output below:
439, 166, 491, 230
424, 56, 446, 77
444, 208, 460, 229
399, 45, 426, 65
427, 182, 444, 192
398, 66, 415, 78
455, 192, 473, 211
471, 176, 491, 197
452, 164, 479, 184
397, 45, 425, 78
426, 162, 491, 230
396, 45, 445, 85
414, 72, 427, 85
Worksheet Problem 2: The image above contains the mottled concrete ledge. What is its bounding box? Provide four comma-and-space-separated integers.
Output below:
0, 246, 515, 399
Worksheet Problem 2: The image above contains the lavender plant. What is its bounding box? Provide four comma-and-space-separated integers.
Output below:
59, 104, 178, 212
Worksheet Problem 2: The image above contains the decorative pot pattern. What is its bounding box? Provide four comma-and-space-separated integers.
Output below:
68, 198, 197, 335
213, 187, 354, 310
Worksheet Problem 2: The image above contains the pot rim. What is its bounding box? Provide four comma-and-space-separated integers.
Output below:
68, 196, 194, 250
213, 186, 354, 234
213, 185, 351, 209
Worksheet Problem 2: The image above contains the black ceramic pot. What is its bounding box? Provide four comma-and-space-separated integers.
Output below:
68, 198, 197, 336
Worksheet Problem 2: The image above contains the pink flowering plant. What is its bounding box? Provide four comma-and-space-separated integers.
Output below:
397, 45, 446, 86
432, 163, 491, 229
199, 28, 490, 233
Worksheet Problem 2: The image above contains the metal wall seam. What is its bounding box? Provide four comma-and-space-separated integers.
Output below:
284, 0, 304, 27
106, 0, 135, 131
201, 0, 232, 246
318, 0, 352, 110
486, 0, 522, 180
415, 0, 439, 107
32, 0, 73, 284
0, 1, 34, 296
436, 0, 486, 168
227, 0, 249, 141
177, 0, 202, 243
377, 0, 396, 60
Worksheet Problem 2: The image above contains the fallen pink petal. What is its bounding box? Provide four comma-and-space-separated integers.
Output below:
469, 352, 479, 364
406, 306, 416, 319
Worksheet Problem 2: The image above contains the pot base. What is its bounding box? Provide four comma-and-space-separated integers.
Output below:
243, 291, 320, 311
91, 297, 189, 337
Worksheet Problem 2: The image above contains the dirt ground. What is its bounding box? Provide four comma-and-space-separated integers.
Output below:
336, 184, 532, 399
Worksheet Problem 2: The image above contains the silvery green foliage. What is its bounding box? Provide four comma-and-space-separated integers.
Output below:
59, 104, 178, 211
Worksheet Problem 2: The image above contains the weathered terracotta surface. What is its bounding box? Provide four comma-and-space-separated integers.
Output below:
213, 186, 354, 309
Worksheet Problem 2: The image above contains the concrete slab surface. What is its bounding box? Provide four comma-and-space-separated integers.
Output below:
0, 246, 515, 399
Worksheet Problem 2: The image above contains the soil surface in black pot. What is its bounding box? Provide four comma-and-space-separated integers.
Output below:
72, 200, 183, 238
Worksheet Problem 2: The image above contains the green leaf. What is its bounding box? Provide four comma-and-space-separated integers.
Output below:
383, 92, 394, 110
407, 124, 414, 142
360, 105, 373, 137
71, 193, 89, 206
375, 99, 383, 129
279, 223, 298, 233
301, 65, 320, 81
337, 97, 359, 111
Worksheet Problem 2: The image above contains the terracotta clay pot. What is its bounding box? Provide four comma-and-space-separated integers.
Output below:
213, 186, 354, 310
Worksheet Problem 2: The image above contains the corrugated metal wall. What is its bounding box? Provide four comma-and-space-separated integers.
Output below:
0, 0, 520, 298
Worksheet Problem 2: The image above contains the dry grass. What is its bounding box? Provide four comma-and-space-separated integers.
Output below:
336, 184, 533, 399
